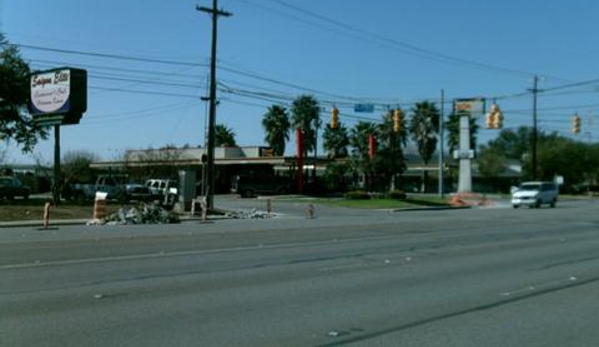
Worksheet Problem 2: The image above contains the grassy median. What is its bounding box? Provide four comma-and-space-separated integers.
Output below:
314, 196, 451, 209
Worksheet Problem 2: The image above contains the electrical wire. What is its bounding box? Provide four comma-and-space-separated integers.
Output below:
255, 0, 551, 80
18, 43, 207, 67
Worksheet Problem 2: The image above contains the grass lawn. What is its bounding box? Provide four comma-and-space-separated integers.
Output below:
315, 196, 451, 209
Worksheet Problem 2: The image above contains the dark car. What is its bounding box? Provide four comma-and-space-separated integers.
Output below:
0, 176, 31, 200
231, 175, 290, 198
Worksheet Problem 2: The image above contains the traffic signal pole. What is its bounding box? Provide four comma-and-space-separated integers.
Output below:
197, 1, 231, 209
438, 89, 444, 198
531, 76, 539, 180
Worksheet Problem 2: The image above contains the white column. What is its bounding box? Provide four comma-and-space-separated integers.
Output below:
458, 115, 472, 193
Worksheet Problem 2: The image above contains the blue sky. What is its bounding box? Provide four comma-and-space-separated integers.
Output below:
2, 0, 599, 164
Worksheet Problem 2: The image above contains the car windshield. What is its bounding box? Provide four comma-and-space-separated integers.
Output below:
519, 183, 541, 191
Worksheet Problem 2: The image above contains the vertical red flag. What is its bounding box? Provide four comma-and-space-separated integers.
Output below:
296, 129, 304, 194
368, 134, 376, 160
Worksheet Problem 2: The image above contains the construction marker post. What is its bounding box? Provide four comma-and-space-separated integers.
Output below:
200, 197, 207, 221
43, 200, 52, 229
93, 192, 108, 221
307, 203, 315, 219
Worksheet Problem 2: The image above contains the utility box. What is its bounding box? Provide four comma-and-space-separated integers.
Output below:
177, 169, 196, 211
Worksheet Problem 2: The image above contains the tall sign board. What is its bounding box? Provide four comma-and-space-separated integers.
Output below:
453, 98, 485, 193
29, 67, 87, 204
29, 67, 87, 125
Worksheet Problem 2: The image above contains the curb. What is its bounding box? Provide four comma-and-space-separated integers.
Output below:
0, 219, 90, 228
389, 205, 471, 212
0, 216, 214, 229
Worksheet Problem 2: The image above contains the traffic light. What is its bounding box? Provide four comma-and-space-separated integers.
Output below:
492, 110, 503, 129
393, 109, 403, 133
485, 103, 503, 129
331, 107, 339, 129
572, 114, 581, 134
485, 112, 495, 129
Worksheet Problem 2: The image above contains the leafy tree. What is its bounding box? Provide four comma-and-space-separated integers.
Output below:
0, 34, 48, 152
291, 95, 321, 157
261, 105, 290, 156
62, 150, 98, 184
485, 126, 532, 160
477, 145, 507, 179
214, 124, 237, 147
532, 134, 590, 184
322, 122, 349, 159
409, 101, 440, 192
124, 146, 183, 180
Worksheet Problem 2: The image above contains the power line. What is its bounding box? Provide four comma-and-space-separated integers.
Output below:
18, 43, 208, 67
261, 0, 550, 79
31, 59, 205, 79
88, 74, 205, 89
82, 102, 198, 124
89, 86, 202, 99
21, 42, 599, 117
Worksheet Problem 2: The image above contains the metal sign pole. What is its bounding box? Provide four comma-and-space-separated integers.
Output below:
53, 124, 61, 205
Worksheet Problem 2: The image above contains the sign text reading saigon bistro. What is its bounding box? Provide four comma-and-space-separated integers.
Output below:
30, 69, 71, 114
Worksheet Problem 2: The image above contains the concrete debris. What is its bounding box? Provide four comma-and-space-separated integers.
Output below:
87, 202, 180, 226
225, 208, 271, 219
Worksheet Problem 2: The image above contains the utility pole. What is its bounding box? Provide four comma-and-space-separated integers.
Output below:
438, 89, 444, 198
530, 76, 539, 180
197, 0, 232, 209
53, 125, 61, 205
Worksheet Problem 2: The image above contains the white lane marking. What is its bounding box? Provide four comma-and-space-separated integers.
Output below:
0, 234, 395, 271
499, 276, 578, 297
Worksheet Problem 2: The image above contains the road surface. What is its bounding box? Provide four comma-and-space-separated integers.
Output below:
2, 198, 599, 346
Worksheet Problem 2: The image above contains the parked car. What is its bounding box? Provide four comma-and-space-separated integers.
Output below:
67, 175, 152, 202
511, 181, 559, 208
145, 179, 178, 198
231, 175, 290, 198
0, 176, 31, 200
145, 178, 178, 207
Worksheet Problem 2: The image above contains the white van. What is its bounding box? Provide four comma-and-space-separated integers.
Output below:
511, 181, 559, 208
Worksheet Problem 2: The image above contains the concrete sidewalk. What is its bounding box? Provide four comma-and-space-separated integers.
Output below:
0, 219, 90, 228
0, 215, 208, 229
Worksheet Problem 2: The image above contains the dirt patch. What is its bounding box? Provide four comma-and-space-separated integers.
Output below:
0, 198, 123, 222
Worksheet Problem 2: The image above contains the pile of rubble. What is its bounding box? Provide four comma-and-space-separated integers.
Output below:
87, 202, 180, 226
225, 208, 272, 219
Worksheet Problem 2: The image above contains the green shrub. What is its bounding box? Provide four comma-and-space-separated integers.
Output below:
344, 190, 371, 200
388, 190, 407, 200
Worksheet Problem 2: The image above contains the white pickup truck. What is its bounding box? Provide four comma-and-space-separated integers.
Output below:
66, 175, 152, 203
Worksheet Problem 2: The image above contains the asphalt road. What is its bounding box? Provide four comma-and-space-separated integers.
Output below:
2, 198, 599, 346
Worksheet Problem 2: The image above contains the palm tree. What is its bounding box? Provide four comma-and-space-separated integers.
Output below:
409, 101, 440, 192
377, 109, 408, 190
322, 122, 349, 159
214, 124, 237, 147
349, 121, 378, 190
291, 95, 321, 157
261, 105, 290, 156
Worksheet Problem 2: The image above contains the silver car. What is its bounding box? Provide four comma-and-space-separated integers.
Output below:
511, 181, 559, 208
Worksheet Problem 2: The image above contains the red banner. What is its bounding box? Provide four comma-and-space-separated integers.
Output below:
296, 129, 304, 194
368, 134, 376, 160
